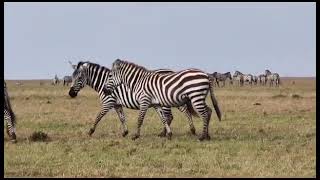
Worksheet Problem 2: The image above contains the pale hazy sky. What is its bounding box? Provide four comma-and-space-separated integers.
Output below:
4, 2, 316, 79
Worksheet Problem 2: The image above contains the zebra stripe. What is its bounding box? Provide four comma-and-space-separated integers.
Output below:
4, 81, 17, 143
68, 61, 196, 137
104, 59, 221, 141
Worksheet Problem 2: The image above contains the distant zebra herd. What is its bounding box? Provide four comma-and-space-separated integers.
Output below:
212, 70, 280, 87
4, 59, 282, 143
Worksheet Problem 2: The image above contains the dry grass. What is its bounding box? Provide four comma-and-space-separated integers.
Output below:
4, 78, 316, 177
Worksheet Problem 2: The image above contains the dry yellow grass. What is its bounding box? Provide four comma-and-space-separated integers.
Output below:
4, 77, 316, 177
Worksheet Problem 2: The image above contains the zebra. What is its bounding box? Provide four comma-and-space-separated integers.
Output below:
4, 81, 17, 143
52, 74, 60, 85
252, 75, 258, 85
233, 71, 253, 86
104, 59, 221, 141
63, 76, 72, 86
68, 61, 197, 138
232, 71, 244, 86
258, 74, 267, 86
212, 72, 233, 87
265, 70, 280, 87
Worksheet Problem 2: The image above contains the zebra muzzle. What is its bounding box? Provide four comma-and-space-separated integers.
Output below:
68, 88, 78, 98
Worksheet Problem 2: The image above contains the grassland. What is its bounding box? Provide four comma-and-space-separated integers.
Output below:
4, 77, 316, 177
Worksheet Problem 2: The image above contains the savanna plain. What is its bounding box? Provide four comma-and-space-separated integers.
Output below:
4, 77, 316, 177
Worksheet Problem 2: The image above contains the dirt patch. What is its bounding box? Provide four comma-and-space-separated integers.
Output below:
29, 131, 50, 142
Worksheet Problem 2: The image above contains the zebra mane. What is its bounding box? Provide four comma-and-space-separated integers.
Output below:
113, 59, 149, 72
75, 61, 110, 71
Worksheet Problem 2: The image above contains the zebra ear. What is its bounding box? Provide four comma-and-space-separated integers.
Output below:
81, 63, 88, 69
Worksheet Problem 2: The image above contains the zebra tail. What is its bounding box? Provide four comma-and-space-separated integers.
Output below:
209, 79, 222, 121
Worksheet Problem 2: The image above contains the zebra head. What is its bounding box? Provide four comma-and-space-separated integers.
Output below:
103, 59, 124, 95
69, 62, 89, 98
265, 69, 272, 76
233, 71, 242, 78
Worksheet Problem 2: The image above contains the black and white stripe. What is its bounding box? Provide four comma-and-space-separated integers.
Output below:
68, 61, 196, 137
104, 59, 222, 141
4, 81, 17, 143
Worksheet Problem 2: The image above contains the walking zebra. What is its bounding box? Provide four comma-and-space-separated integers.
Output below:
265, 69, 280, 87
212, 72, 233, 87
233, 71, 253, 86
4, 81, 17, 143
68, 61, 197, 138
104, 59, 221, 141
63, 76, 72, 86
258, 74, 267, 86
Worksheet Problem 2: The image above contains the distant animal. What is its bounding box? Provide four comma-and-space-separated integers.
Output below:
104, 59, 221, 141
68, 61, 197, 138
4, 81, 17, 143
212, 72, 233, 87
233, 71, 253, 86
233, 71, 244, 86
15, 82, 23, 86
52, 74, 60, 85
258, 74, 267, 86
265, 69, 280, 87
252, 75, 258, 85
63, 76, 72, 86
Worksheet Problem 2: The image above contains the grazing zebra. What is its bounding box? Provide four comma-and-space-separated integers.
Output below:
232, 71, 244, 86
52, 74, 60, 85
265, 70, 280, 87
233, 71, 253, 86
104, 59, 221, 141
63, 76, 72, 86
258, 74, 267, 86
68, 61, 196, 137
212, 72, 233, 87
4, 81, 17, 143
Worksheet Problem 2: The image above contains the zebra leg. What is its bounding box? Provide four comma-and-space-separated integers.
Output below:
88, 106, 112, 136
156, 106, 173, 140
4, 111, 17, 143
115, 106, 129, 137
191, 100, 212, 141
177, 105, 196, 135
132, 103, 149, 140
154, 107, 171, 137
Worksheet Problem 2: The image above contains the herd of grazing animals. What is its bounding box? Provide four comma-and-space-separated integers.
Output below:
4, 59, 281, 143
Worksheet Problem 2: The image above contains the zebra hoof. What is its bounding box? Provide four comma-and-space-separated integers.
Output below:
88, 128, 95, 136
131, 134, 140, 140
167, 132, 172, 140
122, 130, 129, 137
198, 134, 210, 141
158, 130, 167, 137
190, 128, 196, 135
